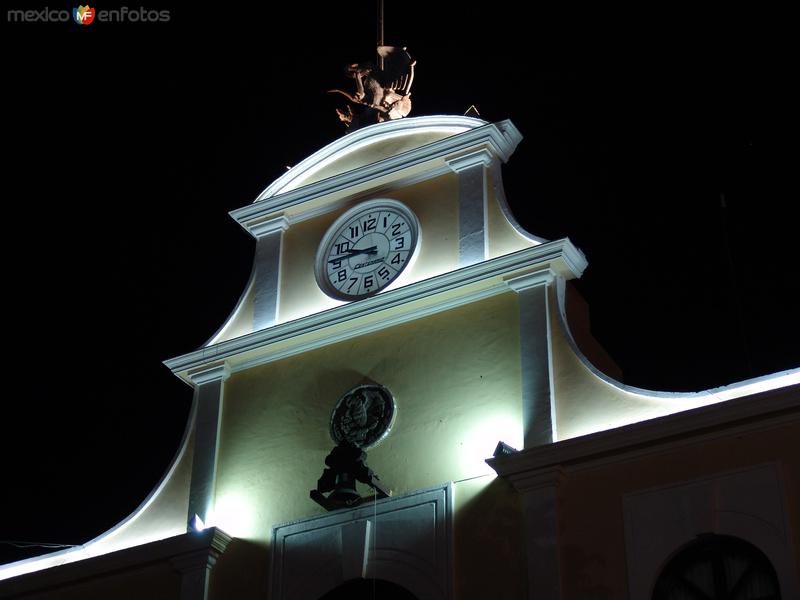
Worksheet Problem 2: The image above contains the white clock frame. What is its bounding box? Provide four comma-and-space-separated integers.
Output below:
314, 198, 420, 301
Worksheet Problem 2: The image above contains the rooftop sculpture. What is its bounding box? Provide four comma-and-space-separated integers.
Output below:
329, 46, 416, 130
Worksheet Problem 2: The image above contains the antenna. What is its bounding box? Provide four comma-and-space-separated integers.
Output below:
377, 0, 384, 70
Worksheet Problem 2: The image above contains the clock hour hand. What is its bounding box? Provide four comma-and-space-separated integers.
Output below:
328, 246, 377, 262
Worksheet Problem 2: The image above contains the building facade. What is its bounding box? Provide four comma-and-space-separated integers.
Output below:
2, 116, 798, 599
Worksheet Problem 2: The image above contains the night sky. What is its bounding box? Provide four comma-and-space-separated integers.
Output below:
3, 5, 798, 565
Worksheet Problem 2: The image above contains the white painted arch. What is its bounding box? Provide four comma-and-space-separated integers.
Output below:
256, 115, 490, 200
623, 463, 800, 599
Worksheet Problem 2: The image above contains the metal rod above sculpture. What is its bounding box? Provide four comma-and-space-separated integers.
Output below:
329, 46, 416, 130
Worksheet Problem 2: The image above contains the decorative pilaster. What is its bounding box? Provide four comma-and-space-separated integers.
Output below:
446, 149, 493, 267
247, 215, 289, 330
509, 467, 564, 600
187, 363, 230, 531
170, 528, 232, 600
506, 270, 558, 447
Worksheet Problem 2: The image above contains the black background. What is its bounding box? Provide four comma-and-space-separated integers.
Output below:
3, 4, 798, 565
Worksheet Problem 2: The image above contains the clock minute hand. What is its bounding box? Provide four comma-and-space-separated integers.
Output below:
328, 246, 378, 262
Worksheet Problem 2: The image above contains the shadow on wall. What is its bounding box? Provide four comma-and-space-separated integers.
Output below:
209, 537, 269, 599
561, 544, 613, 600
454, 477, 527, 600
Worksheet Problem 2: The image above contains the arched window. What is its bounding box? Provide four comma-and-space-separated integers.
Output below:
653, 534, 781, 600
317, 578, 419, 600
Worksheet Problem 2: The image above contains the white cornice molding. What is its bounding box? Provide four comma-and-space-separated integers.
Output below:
255, 115, 512, 200
0, 528, 232, 595
445, 148, 494, 172
505, 269, 558, 292
506, 466, 565, 494
547, 246, 586, 281
232, 284, 505, 376
487, 385, 800, 479
247, 215, 289, 239
165, 239, 586, 378
230, 118, 523, 229
188, 363, 231, 385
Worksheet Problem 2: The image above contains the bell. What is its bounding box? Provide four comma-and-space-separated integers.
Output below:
327, 472, 363, 508
310, 442, 391, 511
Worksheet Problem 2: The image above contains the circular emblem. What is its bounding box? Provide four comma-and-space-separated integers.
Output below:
330, 384, 396, 449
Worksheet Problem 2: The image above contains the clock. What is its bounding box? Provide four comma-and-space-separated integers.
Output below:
315, 199, 419, 301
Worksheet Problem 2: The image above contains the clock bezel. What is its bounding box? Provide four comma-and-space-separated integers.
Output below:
314, 198, 420, 301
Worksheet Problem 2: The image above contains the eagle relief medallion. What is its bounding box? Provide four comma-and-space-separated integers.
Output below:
330, 384, 396, 450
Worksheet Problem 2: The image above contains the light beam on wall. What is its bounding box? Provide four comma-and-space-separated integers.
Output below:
212, 493, 257, 539
458, 412, 523, 478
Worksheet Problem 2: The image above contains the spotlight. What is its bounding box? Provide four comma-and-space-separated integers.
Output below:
193, 514, 206, 532
493, 441, 518, 458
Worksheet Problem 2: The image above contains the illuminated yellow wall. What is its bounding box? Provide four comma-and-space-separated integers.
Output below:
549, 287, 729, 440
212, 291, 526, 598
87, 429, 194, 553
210, 281, 255, 345
214, 157, 543, 341
298, 131, 458, 187
486, 169, 538, 258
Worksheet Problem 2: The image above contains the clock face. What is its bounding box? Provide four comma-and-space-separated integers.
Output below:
315, 199, 419, 301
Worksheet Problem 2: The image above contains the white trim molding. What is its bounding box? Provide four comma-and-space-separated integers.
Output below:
506, 270, 559, 447
256, 115, 517, 200
445, 148, 493, 172
0, 528, 232, 600
0, 393, 201, 582
188, 363, 231, 386
230, 117, 523, 230
165, 239, 587, 381
487, 385, 799, 478
187, 363, 230, 532
505, 269, 557, 292
250, 218, 289, 331
247, 215, 289, 240
447, 149, 493, 267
